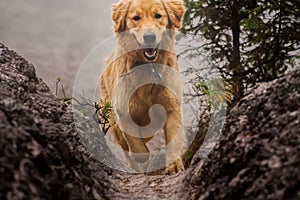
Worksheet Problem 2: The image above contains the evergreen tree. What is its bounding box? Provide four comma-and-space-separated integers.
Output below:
182, 0, 300, 102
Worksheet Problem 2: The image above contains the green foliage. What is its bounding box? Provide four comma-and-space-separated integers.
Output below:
196, 80, 233, 108
183, 0, 300, 103
62, 97, 72, 105
100, 101, 113, 121
241, 0, 300, 84
96, 99, 113, 134
55, 77, 72, 105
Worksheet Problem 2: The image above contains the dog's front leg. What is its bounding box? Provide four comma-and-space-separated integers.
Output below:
164, 109, 186, 174
123, 133, 150, 164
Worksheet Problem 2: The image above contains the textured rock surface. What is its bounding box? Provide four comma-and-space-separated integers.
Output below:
0, 43, 115, 199
0, 43, 299, 199
185, 68, 300, 199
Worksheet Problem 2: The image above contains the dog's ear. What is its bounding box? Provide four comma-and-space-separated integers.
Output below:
112, 0, 130, 33
163, 0, 185, 29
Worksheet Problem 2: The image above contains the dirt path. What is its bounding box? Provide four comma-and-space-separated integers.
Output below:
110, 171, 189, 199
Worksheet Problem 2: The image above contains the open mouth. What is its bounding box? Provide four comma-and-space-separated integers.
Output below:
143, 48, 158, 61
136, 47, 158, 62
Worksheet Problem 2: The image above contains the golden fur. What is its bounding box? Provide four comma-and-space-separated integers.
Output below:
100, 0, 186, 174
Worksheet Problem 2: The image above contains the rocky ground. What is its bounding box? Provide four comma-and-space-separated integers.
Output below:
0, 43, 299, 199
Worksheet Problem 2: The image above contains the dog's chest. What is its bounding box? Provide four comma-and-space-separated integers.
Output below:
131, 83, 163, 103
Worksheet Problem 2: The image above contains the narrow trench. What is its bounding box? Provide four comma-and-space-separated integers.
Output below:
100, 130, 205, 199
108, 168, 191, 199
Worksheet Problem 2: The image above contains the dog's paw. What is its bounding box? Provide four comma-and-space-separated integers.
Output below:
164, 159, 184, 175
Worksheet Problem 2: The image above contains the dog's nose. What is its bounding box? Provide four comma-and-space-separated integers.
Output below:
143, 32, 156, 44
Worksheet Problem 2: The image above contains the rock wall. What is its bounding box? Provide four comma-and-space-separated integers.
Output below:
0, 43, 299, 199
185, 68, 300, 199
0, 44, 114, 199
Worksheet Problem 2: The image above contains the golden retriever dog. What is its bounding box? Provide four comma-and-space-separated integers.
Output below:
100, 0, 186, 174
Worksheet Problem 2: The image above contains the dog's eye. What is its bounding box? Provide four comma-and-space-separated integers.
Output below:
155, 13, 162, 19
133, 16, 141, 21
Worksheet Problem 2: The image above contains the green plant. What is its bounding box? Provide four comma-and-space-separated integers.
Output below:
95, 99, 114, 135
182, 0, 300, 104
55, 77, 72, 105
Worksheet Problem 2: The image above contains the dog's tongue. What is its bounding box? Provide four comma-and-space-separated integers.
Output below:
145, 49, 156, 56
136, 46, 155, 53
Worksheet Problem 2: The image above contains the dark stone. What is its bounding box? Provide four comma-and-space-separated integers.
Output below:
0, 44, 114, 199
185, 68, 300, 200
0, 43, 299, 199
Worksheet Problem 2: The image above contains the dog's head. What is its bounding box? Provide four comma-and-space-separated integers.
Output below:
112, 0, 185, 62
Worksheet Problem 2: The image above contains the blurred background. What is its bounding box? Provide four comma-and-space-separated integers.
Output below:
0, 0, 117, 95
